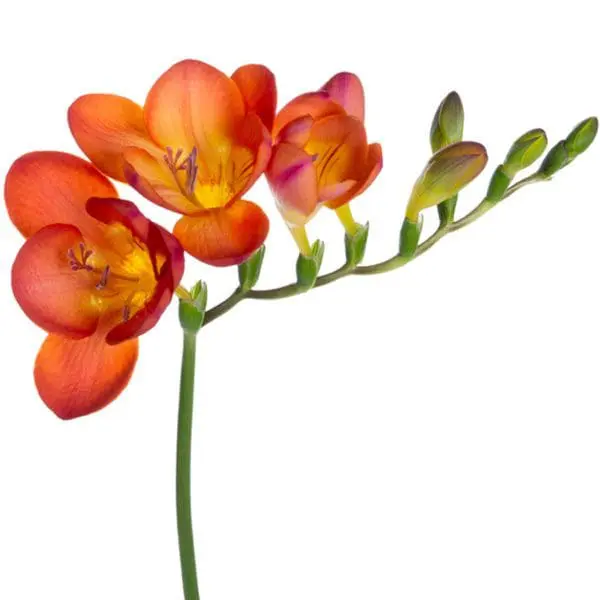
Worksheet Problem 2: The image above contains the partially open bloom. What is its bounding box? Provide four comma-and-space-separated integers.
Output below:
68, 60, 275, 266
267, 73, 382, 254
5, 152, 184, 419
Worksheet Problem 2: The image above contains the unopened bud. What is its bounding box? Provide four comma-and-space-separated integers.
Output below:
430, 91, 464, 152
504, 128, 548, 178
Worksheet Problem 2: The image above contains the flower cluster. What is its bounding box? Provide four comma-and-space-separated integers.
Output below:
5, 59, 597, 420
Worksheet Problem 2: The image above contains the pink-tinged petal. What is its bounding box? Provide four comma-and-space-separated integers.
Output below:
266, 142, 319, 226
34, 329, 138, 420
85, 198, 184, 344
275, 115, 314, 146
68, 94, 157, 181
273, 91, 345, 139
173, 200, 269, 267
4, 152, 116, 242
319, 180, 358, 203
12, 224, 100, 338
232, 64, 277, 131
228, 113, 272, 203
324, 143, 383, 209
123, 147, 200, 215
144, 59, 245, 152
321, 72, 365, 122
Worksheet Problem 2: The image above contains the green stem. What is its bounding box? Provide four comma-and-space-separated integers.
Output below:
176, 330, 200, 600
204, 173, 545, 315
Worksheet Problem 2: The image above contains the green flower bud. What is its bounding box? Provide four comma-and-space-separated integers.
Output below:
296, 240, 325, 290
399, 215, 424, 258
485, 166, 512, 205
344, 222, 369, 267
430, 91, 464, 152
503, 128, 548, 178
539, 141, 569, 177
179, 281, 208, 333
406, 141, 488, 221
238, 245, 266, 292
565, 117, 598, 160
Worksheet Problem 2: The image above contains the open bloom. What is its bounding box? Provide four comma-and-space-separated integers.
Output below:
68, 60, 276, 266
5, 152, 184, 419
267, 72, 382, 254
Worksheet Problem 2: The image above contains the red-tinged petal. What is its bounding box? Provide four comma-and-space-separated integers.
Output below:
228, 113, 272, 203
173, 200, 269, 267
4, 152, 116, 242
276, 115, 314, 146
273, 91, 345, 139
12, 224, 100, 338
68, 94, 157, 181
266, 142, 319, 226
144, 59, 245, 152
85, 198, 184, 344
34, 330, 138, 419
324, 142, 383, 209
305, 114, 369, 186
232, 64, 277, 131
123, 147, 200, 215
321, 72, 365, 122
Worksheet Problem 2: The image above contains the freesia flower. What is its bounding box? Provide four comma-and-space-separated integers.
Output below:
68, 60, 275, 266
267, 72, 382, 254
5, 152, 184, 419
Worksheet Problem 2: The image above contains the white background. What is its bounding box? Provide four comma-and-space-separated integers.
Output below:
1, 1, 599, 598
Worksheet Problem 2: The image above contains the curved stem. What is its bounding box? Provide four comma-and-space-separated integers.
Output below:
176, 330, 200, 600
204, 288, 246, 325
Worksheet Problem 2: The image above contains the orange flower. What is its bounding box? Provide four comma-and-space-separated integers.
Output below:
267, 72, 382, 254
68, 60, 276, 266
5, 152, 184, 419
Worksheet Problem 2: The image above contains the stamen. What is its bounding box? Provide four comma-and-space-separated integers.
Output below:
96, 265, 110, 290
67, 244, 93, 271
180, 147, 199, 196
122, 304, 131, 322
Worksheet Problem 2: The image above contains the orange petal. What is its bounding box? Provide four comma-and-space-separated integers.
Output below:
305, 114, 368, 186
12, 224, 100, 338
228, 113, 272, 202
232, 64, 277, 131
266, 142, 319, 226
4, 151, 116, 242
173, 200, 269, 267
273, 91, 345, 139
34, 330, 138, 420
123, 147, 200, 215
275, 115, 314, 147
144, 59, 245, 153
324, 142, 383, 209
68, 94, 156, 181
321, 72, 365, 122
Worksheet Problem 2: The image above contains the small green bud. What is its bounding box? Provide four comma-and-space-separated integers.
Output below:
485, 166, 512, 204
399, 215, 424, 258
238, 245, 266, 292
179, 280, 208, 333
503, 128, 548, 178
344, 222, 369, 266
565, 117, 598, 160
406, 141, 488, 221
539, 141, 569, 177
296, 240, 325, 290
430, 91, 464, 152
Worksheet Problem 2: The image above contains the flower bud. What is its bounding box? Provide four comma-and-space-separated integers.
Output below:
399, 215, 424, 258
344, 223, 369, 267
296, 240, 325, 290
238, 245, 266, 292
406, 142, 488, 221
503, 128, 548, 178
179, 280, 208, 333
430, 91, 464, 152
565, 117, 598, 160
539, 141, 569, 177
485, 166, 511, 205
